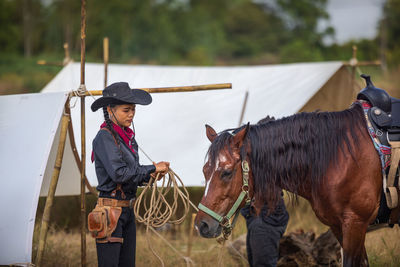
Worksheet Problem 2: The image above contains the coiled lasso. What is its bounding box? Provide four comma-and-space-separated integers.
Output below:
133, 168, 195, 266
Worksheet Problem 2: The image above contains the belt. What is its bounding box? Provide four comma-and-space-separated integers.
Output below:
97, 197, 135, 208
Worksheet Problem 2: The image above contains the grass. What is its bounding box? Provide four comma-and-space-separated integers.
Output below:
32, 195, 400, 266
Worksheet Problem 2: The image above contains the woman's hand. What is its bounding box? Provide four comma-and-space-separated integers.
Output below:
153, 161, 170, 180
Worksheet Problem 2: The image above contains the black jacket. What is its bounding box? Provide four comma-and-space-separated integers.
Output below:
240, 196, 289, 227
92, 129, 156, 199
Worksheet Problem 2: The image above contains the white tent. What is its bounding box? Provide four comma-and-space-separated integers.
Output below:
41, 61, 354, 190
0, 61, 355, 264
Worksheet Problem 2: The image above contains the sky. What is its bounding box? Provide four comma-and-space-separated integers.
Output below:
324, 0, 386, 44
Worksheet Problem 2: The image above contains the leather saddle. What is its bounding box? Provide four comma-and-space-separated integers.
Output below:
358, 75, 400, 226
357, 74, 400, 146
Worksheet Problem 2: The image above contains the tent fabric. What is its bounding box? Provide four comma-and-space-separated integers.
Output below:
0, 92, 68, 264
299, 66, 361, 112
41, 61, 345, 189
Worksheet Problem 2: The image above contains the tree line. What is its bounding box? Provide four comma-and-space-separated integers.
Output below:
0, 0, 399, 66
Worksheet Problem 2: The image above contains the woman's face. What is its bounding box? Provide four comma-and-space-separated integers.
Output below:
108, 104, 136, 128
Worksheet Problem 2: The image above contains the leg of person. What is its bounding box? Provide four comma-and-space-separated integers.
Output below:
246, 226, 254, 267
119, 208, 136, 267
97, 242, 122, 267
248, 217, 288, 267
96, 209, 125, 267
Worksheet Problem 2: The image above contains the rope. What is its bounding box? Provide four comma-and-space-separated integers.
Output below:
69, 83, 97, 109
135, 145, 248, 266
134, 145, 198, 266
134, 170, 195, 266
134, 170, 190, 228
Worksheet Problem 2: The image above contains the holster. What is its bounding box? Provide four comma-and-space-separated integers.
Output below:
88, 204, 122, 243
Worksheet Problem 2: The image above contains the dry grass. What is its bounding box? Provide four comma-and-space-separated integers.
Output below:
32, 195, 400, 266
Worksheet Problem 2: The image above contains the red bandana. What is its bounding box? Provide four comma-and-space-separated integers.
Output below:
91, 122, 136, 162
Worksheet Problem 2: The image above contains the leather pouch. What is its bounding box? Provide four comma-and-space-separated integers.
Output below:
88, 205, 122, 240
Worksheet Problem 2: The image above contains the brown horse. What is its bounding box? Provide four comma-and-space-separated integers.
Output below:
195, 102, 383, 267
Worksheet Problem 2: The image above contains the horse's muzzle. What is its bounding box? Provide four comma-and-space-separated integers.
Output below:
196, 218, 221, 238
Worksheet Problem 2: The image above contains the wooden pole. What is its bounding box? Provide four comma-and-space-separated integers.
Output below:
80, 0, 87, 266
70, 83, 232, 97
104, 37, 109, 88
63, 43, 71, 66
186, 213, 196, 257
350, 45, 358, 97
35, 106, 70, 267
238, 91, 249, 126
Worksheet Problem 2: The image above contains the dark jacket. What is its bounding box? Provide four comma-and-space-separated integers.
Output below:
92, 129, 156, 199
240, 196, 289, 227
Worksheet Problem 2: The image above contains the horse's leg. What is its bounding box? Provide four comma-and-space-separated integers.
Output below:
341, 218, 369, 267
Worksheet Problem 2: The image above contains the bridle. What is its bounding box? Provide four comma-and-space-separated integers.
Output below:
198, 160, 251, 239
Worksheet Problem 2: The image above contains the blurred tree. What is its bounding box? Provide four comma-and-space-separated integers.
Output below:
223, 0, 288, 58
0, 0, 21, 53
0, 0, 385, 66
274, 0, 334, 62
379, 0, 400, 67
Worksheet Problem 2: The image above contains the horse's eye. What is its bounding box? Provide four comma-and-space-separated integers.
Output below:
221, 170, 232, 178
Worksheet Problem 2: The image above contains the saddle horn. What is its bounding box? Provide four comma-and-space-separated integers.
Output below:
357, 74, 391, 113
360, 74, 375, 88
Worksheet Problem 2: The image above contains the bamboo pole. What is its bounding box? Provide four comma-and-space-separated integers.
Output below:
343, 60, 381, 67
350, 45, 358, 97
104, 37, 109, 88
80, 0, 87, 266
238, 91, 249, 126
80, 94, 87, 267
35, 106, 70, 267
70, 83, 232, 97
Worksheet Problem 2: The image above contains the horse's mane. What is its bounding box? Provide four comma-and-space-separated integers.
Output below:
207, 103, 367, 208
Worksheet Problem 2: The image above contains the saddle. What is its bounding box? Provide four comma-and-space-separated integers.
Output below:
358, 74, 400, 226
358, 74, 400, 145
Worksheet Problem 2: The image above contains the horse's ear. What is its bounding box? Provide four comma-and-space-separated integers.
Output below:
233, 123, 249, 147
205, 124, 217, 143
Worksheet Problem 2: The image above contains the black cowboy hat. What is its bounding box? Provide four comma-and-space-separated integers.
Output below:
91, 82, 152, 112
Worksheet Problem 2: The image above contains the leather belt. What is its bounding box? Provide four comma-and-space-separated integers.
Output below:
97, 197, 135, 208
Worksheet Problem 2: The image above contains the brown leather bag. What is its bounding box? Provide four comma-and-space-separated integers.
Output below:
88, 205, 122, 241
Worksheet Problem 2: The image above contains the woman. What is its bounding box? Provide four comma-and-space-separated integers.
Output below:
90, 82, 169, 267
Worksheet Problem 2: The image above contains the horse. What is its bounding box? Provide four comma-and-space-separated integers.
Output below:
194, 102, 383, 267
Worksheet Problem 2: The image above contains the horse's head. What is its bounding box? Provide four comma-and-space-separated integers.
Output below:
195, 124, 253, 238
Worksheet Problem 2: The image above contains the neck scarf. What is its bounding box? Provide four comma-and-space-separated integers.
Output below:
91, 121, 136, 163
100, 121, 136, 153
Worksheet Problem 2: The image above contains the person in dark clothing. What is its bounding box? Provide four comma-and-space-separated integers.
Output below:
238, 115, 289, 267
90, 82, 169, 267
240, 195, 289, 267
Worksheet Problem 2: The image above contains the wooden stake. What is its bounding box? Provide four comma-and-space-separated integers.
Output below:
104, 37, 109, 88
63, 43, 71, 66
186, 213, 196, 257
35, 106, 70, 267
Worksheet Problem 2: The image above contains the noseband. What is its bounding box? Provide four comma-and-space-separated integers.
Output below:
198, 160, 251, 239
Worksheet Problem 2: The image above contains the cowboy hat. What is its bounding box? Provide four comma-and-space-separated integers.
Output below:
91, 82, 152, 112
